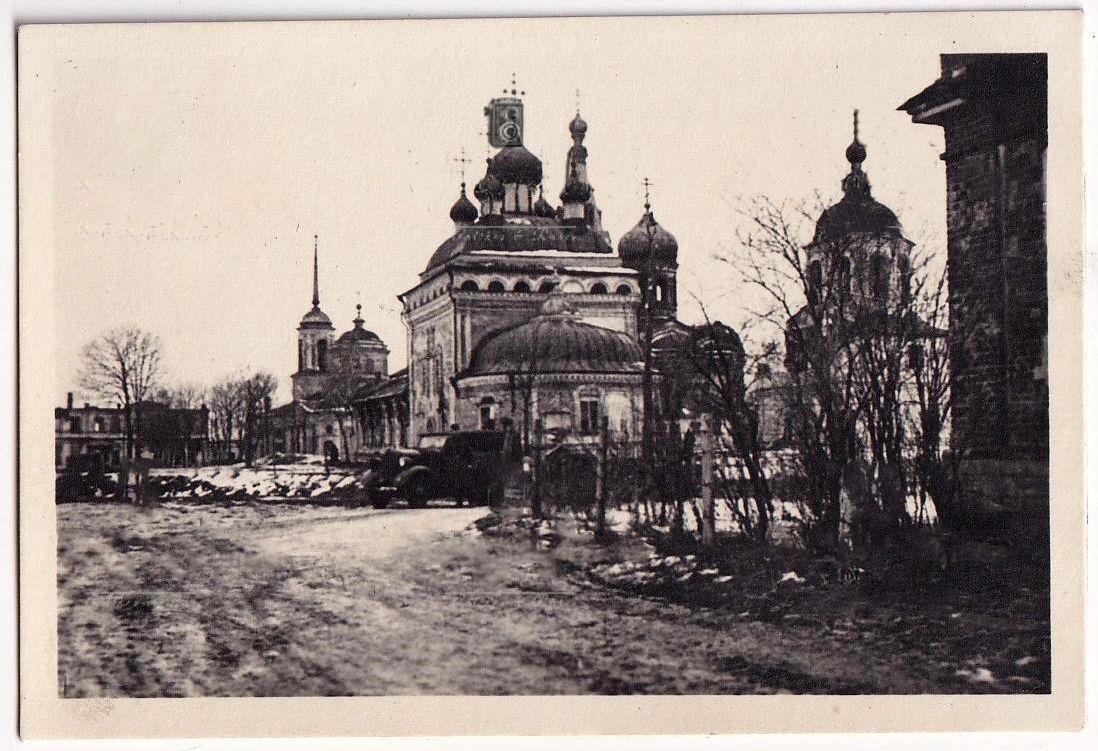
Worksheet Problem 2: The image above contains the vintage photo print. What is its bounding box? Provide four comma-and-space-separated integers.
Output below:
17, 11, 1084, 738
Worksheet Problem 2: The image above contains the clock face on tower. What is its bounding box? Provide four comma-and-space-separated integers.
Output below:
485, 97, 523, 147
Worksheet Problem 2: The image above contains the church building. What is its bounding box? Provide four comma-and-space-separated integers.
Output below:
399, 89, 684, 448
268, 236, 393, 459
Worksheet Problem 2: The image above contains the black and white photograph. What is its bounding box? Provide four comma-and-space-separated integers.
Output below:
15, 9, 1085, 738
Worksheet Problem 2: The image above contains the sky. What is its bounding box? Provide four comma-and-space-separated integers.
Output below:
46, 16, 947, 405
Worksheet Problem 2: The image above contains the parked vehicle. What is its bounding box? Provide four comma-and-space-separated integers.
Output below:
56, 454, 115, 503
359, 430, 514, 509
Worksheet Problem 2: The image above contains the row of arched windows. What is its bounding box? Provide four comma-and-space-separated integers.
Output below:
457, 279, 635, 295
807, 254, 911, 304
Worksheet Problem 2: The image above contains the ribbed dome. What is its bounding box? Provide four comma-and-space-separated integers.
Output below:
337, 327, 382, 344
813, 194, 902, 244
462, 295, 643, 377
489, 146, 543, 185
300, 305, 333, 328
449, 185, 478, 223
618, 211, 678, 264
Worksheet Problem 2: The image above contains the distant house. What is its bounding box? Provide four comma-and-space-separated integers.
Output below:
55, 392, 209, 469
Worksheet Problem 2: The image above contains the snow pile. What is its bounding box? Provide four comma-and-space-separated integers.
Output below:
151, 463, 362, 503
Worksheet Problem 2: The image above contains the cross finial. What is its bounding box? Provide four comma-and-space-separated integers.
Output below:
642, 177, 653, 213
853, 109, 860, 142
453, 147, 472, 187
504, 73, 524, 97
575, 88, 581, 114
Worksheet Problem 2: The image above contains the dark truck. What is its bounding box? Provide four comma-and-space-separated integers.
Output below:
359, 430, 516, 509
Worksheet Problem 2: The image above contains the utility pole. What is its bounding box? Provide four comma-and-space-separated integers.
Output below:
640, 177, 656, 515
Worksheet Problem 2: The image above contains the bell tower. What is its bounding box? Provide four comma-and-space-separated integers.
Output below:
291, 234, 335, 401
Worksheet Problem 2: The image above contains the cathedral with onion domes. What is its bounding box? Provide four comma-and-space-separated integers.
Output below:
398, 90, 687, 447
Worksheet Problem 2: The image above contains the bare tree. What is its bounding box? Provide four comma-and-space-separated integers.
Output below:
209, 377, 243, 463
78, 327, 162, 459
684, 316, 775, 543
726, 196, 860, 551
152, 382, 207, 409
237, 372, 278, 467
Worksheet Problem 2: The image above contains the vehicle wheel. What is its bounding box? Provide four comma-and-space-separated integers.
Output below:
369, 493, 389, 510
406, 476, 431, 508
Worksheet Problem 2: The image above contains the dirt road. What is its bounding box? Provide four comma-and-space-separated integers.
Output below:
57, 501, 1045, 696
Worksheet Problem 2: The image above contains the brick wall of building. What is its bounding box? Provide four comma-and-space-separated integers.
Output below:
902, 54, 1049, 517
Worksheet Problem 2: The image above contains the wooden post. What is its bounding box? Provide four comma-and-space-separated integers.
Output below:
701, 413, 716, 549
531, 418, 543, 518
595, 415, 609, 539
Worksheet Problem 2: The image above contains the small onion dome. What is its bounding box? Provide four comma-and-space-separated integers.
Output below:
488, 145, 543, 185
463, 294, 642, 377
299, 305, 333, 328
559, 175, 591, 203
449, 184, 478, 223
533, 190, 555, 217
569, 111, 588, 136
618, 211, 679, 264
473, 168, 503, 201
846, 138, 867, 166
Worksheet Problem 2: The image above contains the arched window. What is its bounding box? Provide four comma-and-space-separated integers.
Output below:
513, 280, 531, 293
871, 255, 891, 302
425, 417, 436, 433
839, 256, 852, 294
298, 340, 305, 371
590, 282, 608, 294
93, 417, 104, 433
616, 283, 633, 295
316, 339, 329, 371
459, 280, 479, 291
487, 280, 506, 292
539, 281, 556, 293
897, 255, 911, 303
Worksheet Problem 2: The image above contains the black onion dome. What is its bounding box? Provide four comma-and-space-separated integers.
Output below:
569, 112, 588, 136
462, 295, 642, 377
813, 194, 902, 244
618, 212, 678, 264
533, 192, 555, 217
473, 171, 503, 201
846, 138, 867, 165
560, 175, 592, 203
449, 185, 478, 223
489, 146, 543, 185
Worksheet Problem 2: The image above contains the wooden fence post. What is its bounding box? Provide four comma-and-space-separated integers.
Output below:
701, 413, 716, 549
596, 415, 609, 539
